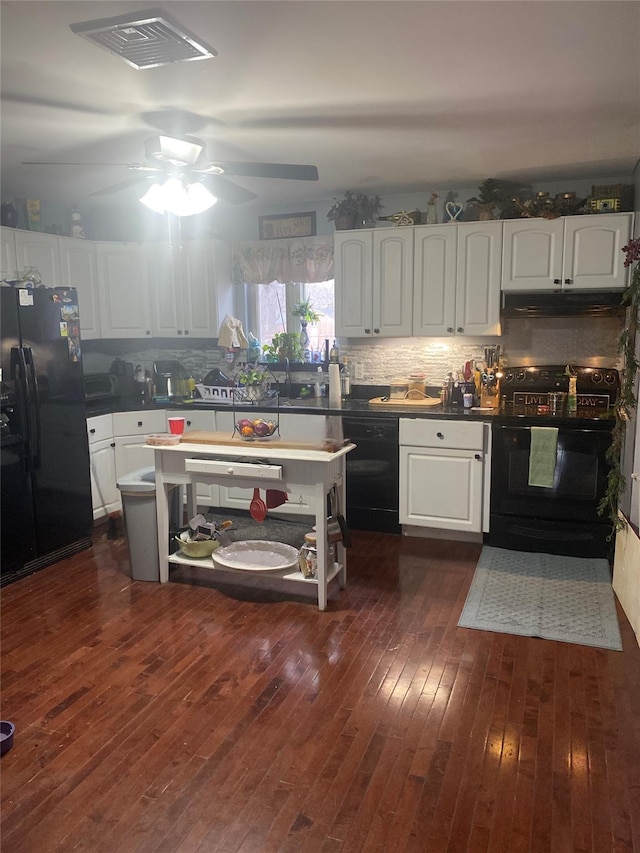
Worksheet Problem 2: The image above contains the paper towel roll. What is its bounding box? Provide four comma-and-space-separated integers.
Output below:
328, 363, 341, 407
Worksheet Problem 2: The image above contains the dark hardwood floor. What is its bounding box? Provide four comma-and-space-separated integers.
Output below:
2, 527, 639, 852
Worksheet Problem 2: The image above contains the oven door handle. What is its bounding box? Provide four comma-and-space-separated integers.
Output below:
494, 424, 606, 436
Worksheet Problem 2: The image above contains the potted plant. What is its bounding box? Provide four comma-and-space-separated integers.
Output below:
359, 193, 383, 227
262, 332, 304, 363
467, 178, 532, 220
327, 191, 362, 230
236, 364, 272, 401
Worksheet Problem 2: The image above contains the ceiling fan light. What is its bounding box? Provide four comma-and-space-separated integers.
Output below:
139, 178, 217, 216
139, 181, 168, 213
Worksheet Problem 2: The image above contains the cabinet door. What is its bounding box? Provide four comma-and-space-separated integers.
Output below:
0, 226, 17, 280
501, 219, 563, 292
563, 213, 632, 291
148, 242, 182, 337
95, 243, 152, 338
334, 230, 373, 337
180, 240, 233, 337
14, 230, 61, 287
113, 436, 156, 481
59, 236, 101, 339
413, 225, 457, 336
89, 439, 119, 520
399, 445, 483, 532
172, 409, 220, 506
455, 221, 502, 335
373, 229, 413, 337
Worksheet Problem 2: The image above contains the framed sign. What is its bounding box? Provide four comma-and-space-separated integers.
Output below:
259, 212, 316, 240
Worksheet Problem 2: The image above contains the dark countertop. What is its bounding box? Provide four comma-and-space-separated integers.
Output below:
86, 394, 616, 430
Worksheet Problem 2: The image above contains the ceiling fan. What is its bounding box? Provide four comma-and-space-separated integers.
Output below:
22, 134, 320, 205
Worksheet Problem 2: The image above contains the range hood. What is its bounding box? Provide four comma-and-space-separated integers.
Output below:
501, 290, 626, 318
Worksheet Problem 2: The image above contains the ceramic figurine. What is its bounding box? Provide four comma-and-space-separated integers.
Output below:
425, 192, 438, 224
444, 200, 464, 223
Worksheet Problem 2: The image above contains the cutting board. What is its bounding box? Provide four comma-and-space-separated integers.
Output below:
369, 396, 442, 408
180, 430, 345, 452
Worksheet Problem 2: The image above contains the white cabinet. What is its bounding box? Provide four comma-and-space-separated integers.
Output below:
87, 415, 119, 520
148, 240, 234, 338
502, 213, 632, 292
14, 230, 61, 287
112, 410, 167, 480
413, 221, 502, 337
335, 229, 413, 337
399, 418, 486, 533
215, 411, 326, 515
58, 236, 101, 339
1, 226, 18, 280
95, 242, 152, 338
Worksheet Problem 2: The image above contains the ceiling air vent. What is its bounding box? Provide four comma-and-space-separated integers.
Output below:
69, 8, 217, 69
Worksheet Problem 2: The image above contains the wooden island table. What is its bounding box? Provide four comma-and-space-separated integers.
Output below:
148, 431, 355, 610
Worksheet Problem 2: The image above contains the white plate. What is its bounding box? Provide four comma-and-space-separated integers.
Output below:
212, 540, 299, 572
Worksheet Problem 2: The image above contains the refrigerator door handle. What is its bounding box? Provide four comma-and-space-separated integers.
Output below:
22, 347, 42, 469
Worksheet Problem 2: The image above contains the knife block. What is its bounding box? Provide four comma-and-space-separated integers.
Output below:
480, 372, 500, 409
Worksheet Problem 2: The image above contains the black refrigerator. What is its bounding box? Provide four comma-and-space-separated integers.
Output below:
1, 286, 92, 585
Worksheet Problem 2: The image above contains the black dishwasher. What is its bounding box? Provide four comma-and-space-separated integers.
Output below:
342, 417, 400, 533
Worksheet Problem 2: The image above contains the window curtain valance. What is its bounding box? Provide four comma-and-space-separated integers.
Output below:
232, 235, 333, 285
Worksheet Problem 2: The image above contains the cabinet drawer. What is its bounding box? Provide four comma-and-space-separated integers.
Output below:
185, 458, 282, 480
87, 414, 113, 445
112, 410, 166, 436
399, 418, 484, 450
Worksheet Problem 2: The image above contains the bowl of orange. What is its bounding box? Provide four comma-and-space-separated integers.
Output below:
236, 418, 278, 440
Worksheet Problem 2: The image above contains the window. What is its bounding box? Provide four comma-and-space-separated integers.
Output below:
250, 280, 335, 360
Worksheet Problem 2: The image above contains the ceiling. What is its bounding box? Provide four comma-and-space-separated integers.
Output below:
1, 0, 639, 214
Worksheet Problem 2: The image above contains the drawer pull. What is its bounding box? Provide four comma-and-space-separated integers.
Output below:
89, 428, 96, 434
137, 421, 143, 427
475, 453, 482, 461
227, 467, 234, 475
437, 432, 444, 439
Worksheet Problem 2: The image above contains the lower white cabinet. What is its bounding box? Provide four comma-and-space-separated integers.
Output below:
112, 410, 167, 481
87, 415, 119, 520
399, 418, 487, 533
172, 409, 220, 508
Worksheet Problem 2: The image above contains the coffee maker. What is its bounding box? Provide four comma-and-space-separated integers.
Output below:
152, 360, 187, 399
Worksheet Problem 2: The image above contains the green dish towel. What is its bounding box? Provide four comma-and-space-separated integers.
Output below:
528, 426, 558, 488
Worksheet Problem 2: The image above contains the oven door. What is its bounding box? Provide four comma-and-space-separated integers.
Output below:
488, 422, 614, 557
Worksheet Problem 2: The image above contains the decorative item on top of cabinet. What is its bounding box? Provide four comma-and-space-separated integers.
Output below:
377, 210, 421, 227
467, 177, 533, 221
425, 192, 439, 225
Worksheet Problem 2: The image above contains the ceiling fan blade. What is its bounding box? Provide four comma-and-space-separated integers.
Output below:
22, 161, 137, 167
200, 175, 258, 205
90, 177, 151, 197
206, 162, 319, 181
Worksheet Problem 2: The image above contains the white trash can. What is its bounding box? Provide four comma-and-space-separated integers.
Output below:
116, 467, 181, 581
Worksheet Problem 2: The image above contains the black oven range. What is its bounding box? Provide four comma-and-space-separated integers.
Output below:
487, 365, 619, 560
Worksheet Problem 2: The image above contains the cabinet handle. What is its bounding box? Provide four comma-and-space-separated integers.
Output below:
364, 328, 371, 334
373, 328, 380, 334
89, 428, 96, 434
146, 330, 151, 335
457, 327, 464, 333
446, 327, 454, 333
475, 453, 482, 461
178, 330, 183, 335
137, 421, 143, 427
184, 330, 189, 335
553, 279, 561, 285
110, 442, 116, 448
564, 278, 573, 285
437, 431, 444, 439
187, 420, 192, 426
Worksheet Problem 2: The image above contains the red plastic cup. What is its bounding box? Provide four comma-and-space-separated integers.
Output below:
168, 417, 185, 435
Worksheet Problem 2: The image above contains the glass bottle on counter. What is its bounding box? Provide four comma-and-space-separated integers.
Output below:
341, 358, 351, 398
329, 340, 340, 363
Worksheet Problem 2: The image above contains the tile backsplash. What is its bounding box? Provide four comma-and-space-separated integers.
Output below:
83, 315, 623, 388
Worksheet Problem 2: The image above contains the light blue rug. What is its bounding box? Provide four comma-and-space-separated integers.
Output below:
458, 546, 622, 651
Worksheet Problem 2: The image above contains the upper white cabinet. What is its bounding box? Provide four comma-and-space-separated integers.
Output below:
1, 226, 18, 279
413, 221, 502, 337
95, 242, 153, 338
502, 213, 633, 292
58, 236, 101, 340
148, 240, 233, 338
335, 229, 413, 337
14, 230, 61, 287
